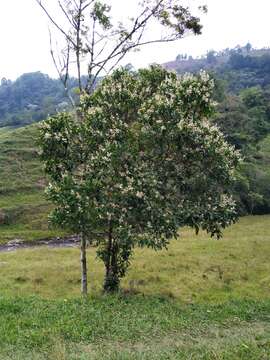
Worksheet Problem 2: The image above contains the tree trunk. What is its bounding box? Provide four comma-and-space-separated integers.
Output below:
103, 224, 120, 293
81, 234, 88, 295
104, 259, 119, 293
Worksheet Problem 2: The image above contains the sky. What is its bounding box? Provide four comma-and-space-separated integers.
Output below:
0, 0, 270, 80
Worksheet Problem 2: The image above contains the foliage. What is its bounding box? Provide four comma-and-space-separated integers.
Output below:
39, 66, 239, 292
168, 45, 270, 215
212, 84, 270, 214
214, 90, 270, 152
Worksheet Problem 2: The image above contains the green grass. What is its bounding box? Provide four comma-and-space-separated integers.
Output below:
0, 215, 269, 358
1, 296, 270, 359
0, 215, 269, 302
0, 125, 42, 194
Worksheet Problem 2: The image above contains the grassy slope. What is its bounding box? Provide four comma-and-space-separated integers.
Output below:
0, 125, 66, 243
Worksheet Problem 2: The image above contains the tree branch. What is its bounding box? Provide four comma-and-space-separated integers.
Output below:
35, 0, 77, 48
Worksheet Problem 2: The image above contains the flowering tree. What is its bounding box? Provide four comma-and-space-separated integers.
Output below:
39, 66, 240, 293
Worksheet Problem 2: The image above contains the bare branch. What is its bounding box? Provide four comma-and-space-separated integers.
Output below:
90, 1, 164, 87
81, 0, 95, 12
75, 0, 83, 91
35, 0, 77, 48
49, 29, 75, 107
36, 0, 204, 95
58, 0, 76, 29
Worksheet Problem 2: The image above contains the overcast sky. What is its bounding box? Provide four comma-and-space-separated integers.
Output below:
1, 0, 269, 80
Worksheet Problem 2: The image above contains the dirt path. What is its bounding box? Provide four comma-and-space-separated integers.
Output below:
0, 235, 81, 252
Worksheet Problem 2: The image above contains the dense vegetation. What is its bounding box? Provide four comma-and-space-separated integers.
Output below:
166, 45, 270, 215
0, 73, 84, 128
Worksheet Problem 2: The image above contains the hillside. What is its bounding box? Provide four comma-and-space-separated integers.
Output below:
0, 72, 92, 128
0, 125, 66, 243
164, 46, 270, 92
0, 73, 67, 127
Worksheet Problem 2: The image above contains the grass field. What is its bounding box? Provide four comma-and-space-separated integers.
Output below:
0, 215, 270, 359
0, 215, 269, 302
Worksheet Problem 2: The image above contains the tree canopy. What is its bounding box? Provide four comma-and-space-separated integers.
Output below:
39, 66, 239, 292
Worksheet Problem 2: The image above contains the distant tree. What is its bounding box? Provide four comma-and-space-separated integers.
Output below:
214, 93, 270, 150
235, 45, 243, 54
240, 86, 264, 108
245, 42, 252, 53
176, 54, 184, 61
39, 66, 240, 293
211, 74, 227, 102
214, 95, 252, 150
228, 53, 247, 69
206, 50, 217, 65
1, 78, 8, 86
123, 63, 135, 72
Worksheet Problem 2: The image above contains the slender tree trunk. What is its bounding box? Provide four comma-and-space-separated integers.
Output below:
105, 223, 112, 283
81, 233, 88, 295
